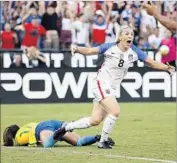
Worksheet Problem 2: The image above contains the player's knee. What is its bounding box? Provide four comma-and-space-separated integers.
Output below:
43, 135, 56, 148
111, 110, 120, 117
90, 119, 101, 126
43, 142, 52, 148
76, 139, 82, 146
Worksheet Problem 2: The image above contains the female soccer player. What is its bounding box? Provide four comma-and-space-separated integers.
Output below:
54, 25, 175, 149
3, 120, 114, 147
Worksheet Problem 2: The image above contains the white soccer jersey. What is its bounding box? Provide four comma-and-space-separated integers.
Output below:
92, 42, 148, 101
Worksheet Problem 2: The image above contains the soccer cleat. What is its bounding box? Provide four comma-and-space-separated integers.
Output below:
98, 141, 112, 149
95, 135, 115, 146
107, 137, 115, 146
53, 127, 66, 141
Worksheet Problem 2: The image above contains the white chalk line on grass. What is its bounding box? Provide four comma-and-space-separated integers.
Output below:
2, 147, 176, 163
69, 151, 176, 163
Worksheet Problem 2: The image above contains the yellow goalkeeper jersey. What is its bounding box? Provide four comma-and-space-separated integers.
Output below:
15, 123, 39, 146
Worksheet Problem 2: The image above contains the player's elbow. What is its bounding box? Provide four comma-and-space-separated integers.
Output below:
87, 48, 98, 55
87, 49, 95, 55
169, 23, 177, 31
149, 61, 158, 69
147, 61, 155, 68
145, 57, 156, 68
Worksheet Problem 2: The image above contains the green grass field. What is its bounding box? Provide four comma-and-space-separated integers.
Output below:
1, 103, 176, 163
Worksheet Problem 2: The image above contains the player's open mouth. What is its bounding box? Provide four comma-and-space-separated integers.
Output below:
127, 40, 132, 44
126, 40, 132, 47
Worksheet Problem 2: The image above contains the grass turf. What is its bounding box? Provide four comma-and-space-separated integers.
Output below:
1, 103, 176, 163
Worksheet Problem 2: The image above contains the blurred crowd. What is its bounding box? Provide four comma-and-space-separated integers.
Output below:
1, 1, 176, 49
0, 1, 176, 68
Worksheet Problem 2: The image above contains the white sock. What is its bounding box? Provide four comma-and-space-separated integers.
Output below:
65, 117, 91, 131
100, 115, 117, 143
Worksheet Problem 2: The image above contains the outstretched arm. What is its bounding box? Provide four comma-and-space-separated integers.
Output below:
132, 45, 175, 75
71, 44, 99, 55
143, 2, 177, 31
145, 57, 175, 74
71, 43, 116, 56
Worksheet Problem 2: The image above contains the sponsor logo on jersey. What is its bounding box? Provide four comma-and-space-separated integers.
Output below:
128, 54, 133, 61
120, 54, 124, 59
105, 89, 110, 94
111, 52, 117, 55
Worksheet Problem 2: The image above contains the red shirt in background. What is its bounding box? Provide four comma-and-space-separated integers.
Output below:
92, 23, 107, 44
1, 31, 15, 49
22, 23, 46, 47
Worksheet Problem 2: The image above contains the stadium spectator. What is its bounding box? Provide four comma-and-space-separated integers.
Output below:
82, 2, 95, 22
2, 2, 9, 24
1, 1, 176, 51
72, 13, 90, 47
91, 2, 116, 46
1, 23, 18, 49
138, 37, 150, 49
91, 10, 107, 47
10, 53, 26, 68
15, 17, 48, 48
160, 29, 176, 67
120, 3, 132, 21
138, 37, 146, 49
140, 9, 157, 37
0, 3, 5, 29
10, 2, 27, 26
41, 3, 60, 49
130, 4, 141, 45
60, 3, 74, 49
113, 1, 127, 15
105, 14, 120, 43
148, 27, 161, 49
22, 7, 42, 24
9, 2, 25, 29
91, 3, 112, 46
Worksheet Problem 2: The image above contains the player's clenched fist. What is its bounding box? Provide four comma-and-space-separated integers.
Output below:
71, 44, 78, 56
167, 64, 176, 76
